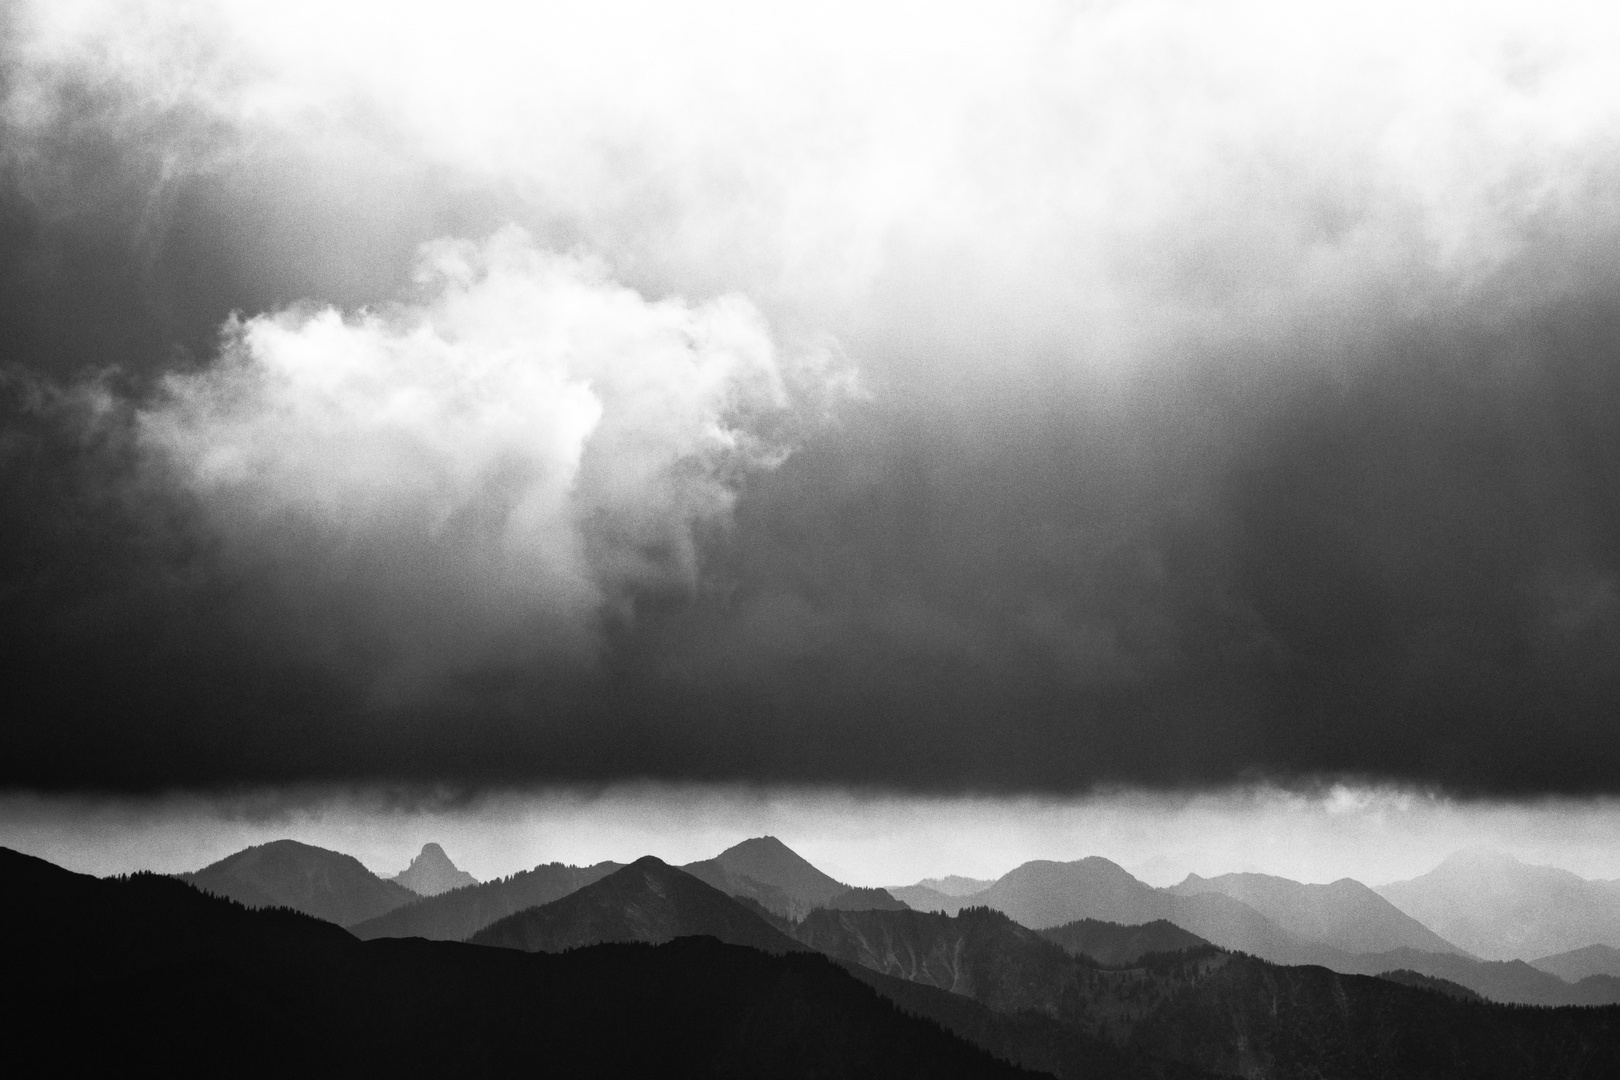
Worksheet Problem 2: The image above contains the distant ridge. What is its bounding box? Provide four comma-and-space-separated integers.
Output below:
917, 876, 995, 897
391, 843, 476, 897
183, 839, 416, 927
1378, 850, 1620, 960
1169, 871, 1468, 956
471, 856, 805, 954
890, 884, 980, 916
683, 836, 850, 919
968, 856, 1307, 961
350, 859, 623, 941
1533, 943, 1620, 983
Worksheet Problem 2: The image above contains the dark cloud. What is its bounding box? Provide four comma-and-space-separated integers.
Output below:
5, 0, 1620, 796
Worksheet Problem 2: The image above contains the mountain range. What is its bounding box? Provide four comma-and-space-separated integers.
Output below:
176, 834, 1620, 1008
350, 858, 624, 941
1533, 943, 1620, 982
681, 835, 877, 919
471, 856, 806, 955
1168, 871, 1466, 955
16, 839, 1620, 1077
4, 846, 1029, 1079
1378, 850, 1620, 960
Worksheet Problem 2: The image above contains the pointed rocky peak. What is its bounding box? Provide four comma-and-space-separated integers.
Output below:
394, 842, 478, 897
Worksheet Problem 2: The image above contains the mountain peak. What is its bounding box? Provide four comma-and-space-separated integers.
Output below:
186, 838, 416, 926
472, 859, 800, 955
394, 843, 478, 897
713, 837, 846, 897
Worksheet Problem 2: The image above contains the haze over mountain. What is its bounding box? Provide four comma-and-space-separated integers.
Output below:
788, 901, 1620, 1077
471, 856, 805, 954
929, 853, 1620, 1004
183, 839, 417, 927
891, 885, 981, 916
1378, 850, 1620, 960
970, 857, 1306, 961
919, 876, 996, 897
1169, 871, 1467, 956
1322, 948, 1620, 1007
350, 859, 623, 941
391, 843, 476, 897
1533, 945, 1620, 983
681, 836, 858, 919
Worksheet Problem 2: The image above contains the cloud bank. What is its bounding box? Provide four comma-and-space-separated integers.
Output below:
3, 0, 1620, 794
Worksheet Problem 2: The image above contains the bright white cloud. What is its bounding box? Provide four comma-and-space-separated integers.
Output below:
137, 227, 837, 681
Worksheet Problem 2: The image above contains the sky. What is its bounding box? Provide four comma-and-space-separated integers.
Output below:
4, 0, 1620, 878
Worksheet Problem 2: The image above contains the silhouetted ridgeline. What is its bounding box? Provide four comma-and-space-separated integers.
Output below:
471, 855, 806, 954
350, 858, 623, 941
9, 844, 1620, 1079
791, 904, 1620, 1079
1040, 918, 1212, 965
0, 847, 1035, 1079
183, 838, 417, 926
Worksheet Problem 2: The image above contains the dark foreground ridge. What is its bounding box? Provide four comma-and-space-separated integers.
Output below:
0, 847, 1034, 1079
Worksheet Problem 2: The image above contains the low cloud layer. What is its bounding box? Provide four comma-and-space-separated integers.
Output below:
4, 1, 1620, 794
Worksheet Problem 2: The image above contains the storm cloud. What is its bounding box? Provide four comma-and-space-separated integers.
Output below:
4, 0, 1620, 794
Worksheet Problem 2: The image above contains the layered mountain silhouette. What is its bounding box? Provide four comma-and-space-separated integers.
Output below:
471, 856, 806, 954
3, 847, 1030, 1079
1168, 871, 1466, 955
787, 902, 1620, 1078
920, 854, 1620, 1005
1320, 948, 1620, 1006
183, 838, 417, 926
1378, 969, 1485, 1002
350, 858, 623, 941
682, 835, 853, 919
356, 837, 902, 943
1041, 919, 1210, 965
922, 875, 997, 895
1533, 944, 1620, 982
892, 883, 981, 915
1378, 850, 1620, 960
890, 876, 995, 911
969, 857, 1304, 961
827, 885, 910, 910
391, 842, 476, 896
795, 905, 1210, 1042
